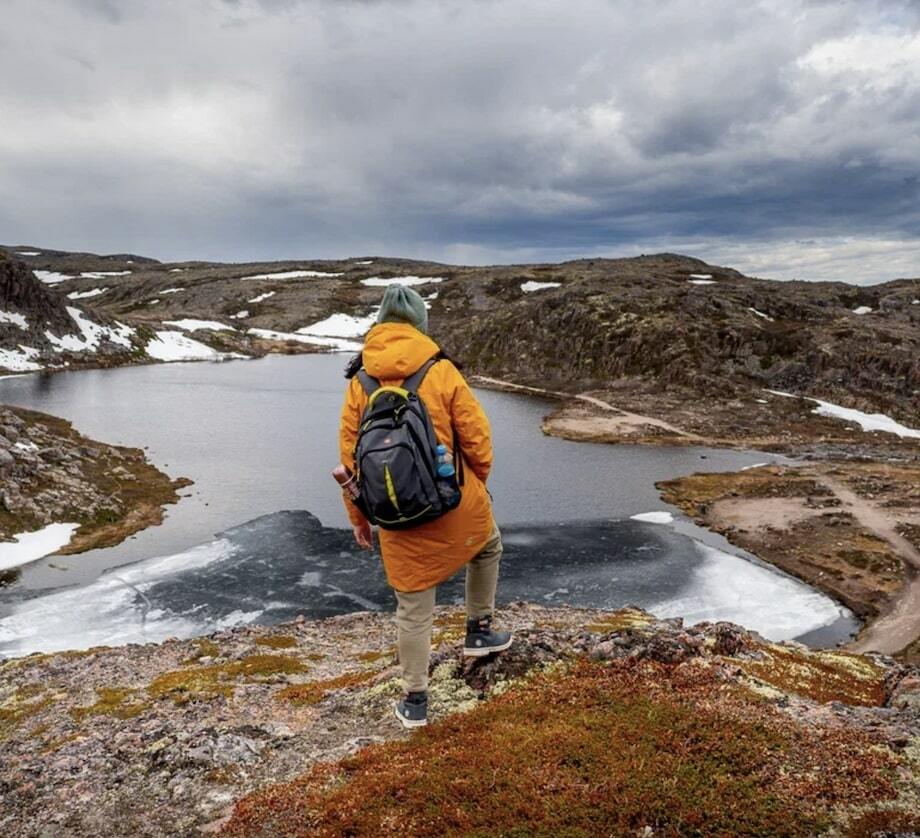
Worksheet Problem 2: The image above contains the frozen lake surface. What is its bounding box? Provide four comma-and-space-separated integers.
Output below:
0, 354, 856, 654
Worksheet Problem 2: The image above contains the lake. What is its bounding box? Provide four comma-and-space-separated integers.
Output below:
0, 354, 856, 655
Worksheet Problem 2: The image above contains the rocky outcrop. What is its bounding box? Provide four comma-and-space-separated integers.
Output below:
0, 253, 143, 373
0, 405, 190, 570
2, 604, 919, 836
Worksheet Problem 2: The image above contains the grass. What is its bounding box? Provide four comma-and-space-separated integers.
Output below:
224, 659, 898, 837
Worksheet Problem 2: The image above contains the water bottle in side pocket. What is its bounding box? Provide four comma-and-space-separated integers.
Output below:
434, 443, 460, 508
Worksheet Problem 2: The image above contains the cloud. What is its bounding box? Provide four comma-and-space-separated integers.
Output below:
1, 0, 918, 284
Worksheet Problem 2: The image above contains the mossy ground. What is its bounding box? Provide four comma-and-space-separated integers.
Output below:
149, 654, 309, 704
734, 644, 887, 706
223, 659, 900, 838
276, 671, 378, 706
71, 687, 148, 721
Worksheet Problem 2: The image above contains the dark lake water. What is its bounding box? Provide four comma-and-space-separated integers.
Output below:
0, 355, 856, 655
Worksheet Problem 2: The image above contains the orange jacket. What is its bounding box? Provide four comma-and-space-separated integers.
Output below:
338, 322, 495, 592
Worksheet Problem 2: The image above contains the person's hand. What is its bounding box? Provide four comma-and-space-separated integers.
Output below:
353, 521, 374, 550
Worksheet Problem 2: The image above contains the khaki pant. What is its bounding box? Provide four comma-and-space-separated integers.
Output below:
393, 524, 503, 693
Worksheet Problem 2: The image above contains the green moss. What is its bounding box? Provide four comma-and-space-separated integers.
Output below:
180, 637, 221, 664
585, 607, 655, 634
0, 694, 52, 740
71, 687, 148, 721
354, 647, 396, 663
149, 654, 309, 704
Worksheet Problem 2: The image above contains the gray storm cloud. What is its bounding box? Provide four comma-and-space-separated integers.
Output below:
1, 0, 918, 283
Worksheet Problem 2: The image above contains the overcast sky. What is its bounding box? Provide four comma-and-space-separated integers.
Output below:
1, 0, 918, 283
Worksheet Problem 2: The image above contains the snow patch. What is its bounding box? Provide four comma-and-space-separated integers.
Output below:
247, 291, 275, 304
240, 270, 343, 281
688, 279, 716, 285
361, 276, 444, 287
741, 462, 769, 471
33, 270, 72, 285
297, 311, 376, 339
0, 346, 41, 372
0, 523, 78, 572
629, 511, 674, 524
229, 310, 249, 320
67, 288, 107, 300
45, 307, 134, 352
168, 268, 185, 273
748, 307, 774, 322
356, 260, 373, 265
163, 319, 236, 333
161, 287, 185, 294
768, 390, 920, 439
80, 270, 131, 279
0, 310, 29, 330
521, 281, 562, 293
247, 328, 362, 353
145, 331, 223, 362
852, 306, 873, 315
689, 274, 713, 279
15, 251, 40, 256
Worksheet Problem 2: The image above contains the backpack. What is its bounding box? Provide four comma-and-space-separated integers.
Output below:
352, 357, 463, 530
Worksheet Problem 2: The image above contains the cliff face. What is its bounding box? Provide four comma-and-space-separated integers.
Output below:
1, 604, 919, 836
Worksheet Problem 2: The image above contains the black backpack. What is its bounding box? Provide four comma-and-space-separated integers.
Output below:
352, 357, 463, 530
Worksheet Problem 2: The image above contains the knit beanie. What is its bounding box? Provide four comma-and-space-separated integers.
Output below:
376, 284, 429, 334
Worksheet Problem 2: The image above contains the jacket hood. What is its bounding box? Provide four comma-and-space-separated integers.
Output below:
362, 322, 441, 381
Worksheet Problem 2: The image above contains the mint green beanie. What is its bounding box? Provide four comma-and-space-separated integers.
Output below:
376, 284, 429, 333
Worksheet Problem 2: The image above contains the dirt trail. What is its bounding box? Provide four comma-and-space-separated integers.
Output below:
472, 376, 701, 440
821, 476, 920, 655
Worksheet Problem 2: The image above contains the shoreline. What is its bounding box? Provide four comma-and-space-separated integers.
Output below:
472, 374, 920, 658
0, 405, 191, 584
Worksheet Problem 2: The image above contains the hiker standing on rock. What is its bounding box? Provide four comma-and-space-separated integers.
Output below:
337, 284, 512, 728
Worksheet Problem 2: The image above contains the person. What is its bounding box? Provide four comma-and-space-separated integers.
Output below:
338, 283, 511, 728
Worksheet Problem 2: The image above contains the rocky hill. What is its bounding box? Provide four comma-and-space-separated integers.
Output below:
0, 253, 142, 372
2, 603, 919, 837
3, 245, 917, 434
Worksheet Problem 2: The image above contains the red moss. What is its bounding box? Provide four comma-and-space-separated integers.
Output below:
735, 646, 886, 706
224, 659, 898, 837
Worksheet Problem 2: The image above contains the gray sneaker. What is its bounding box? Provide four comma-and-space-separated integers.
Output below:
395, 691, 428, 728
463, 615, 513, 658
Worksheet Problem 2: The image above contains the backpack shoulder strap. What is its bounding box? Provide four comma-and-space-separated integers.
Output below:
356, 369, 380, 396
401, 356, 440, 393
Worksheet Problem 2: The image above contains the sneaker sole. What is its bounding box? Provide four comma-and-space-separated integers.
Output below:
462, 636, 513, 658
394, 706, 427, 729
